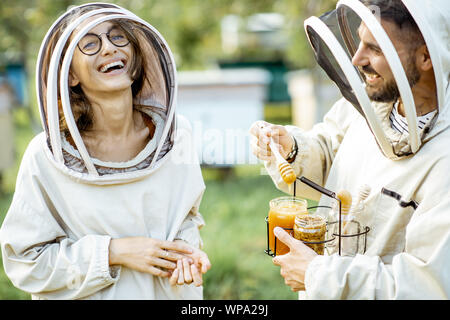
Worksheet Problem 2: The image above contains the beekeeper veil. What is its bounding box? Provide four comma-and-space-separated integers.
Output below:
36, 3, 177, 178
304, 0, 449, 160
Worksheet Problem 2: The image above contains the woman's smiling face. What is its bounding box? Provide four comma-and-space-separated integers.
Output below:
69, 19, 135, 95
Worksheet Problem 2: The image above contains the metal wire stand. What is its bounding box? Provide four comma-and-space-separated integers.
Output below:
265, 176, 370, 257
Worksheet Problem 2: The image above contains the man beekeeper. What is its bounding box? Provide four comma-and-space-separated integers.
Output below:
250, 0, 449, 299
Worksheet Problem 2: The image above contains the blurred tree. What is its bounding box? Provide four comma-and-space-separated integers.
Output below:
0, 0, 338, 110
279, 0, 336, 68
1, 0, 338, 69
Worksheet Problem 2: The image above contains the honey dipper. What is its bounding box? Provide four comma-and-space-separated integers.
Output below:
269, 138, 296, 185
336, 189, 353, 255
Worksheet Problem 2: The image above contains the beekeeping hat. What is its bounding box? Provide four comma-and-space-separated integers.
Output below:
304, 0, 449, 159
36, 2, 177, 179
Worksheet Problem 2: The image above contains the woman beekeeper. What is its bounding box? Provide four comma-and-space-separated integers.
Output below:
0, 3, 210, 300
250, 0, 450, 299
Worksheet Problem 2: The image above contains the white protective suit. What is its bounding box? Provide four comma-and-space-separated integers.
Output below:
0, 3, 206, 300
265, 0, 450, 299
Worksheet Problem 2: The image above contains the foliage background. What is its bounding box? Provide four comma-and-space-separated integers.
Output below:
0, 0, 336, 69
0, 0, 335, 299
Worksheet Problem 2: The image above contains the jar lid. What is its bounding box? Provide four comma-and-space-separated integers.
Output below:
295, 214, 326, 230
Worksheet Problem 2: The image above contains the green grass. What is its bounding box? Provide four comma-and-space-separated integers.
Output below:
201, 166, 310, 300
0, 104, 307, 300
0, 108, 35, 300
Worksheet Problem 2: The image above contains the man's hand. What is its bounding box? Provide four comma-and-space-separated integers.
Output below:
272, 227, 318, 291
249, 121, 293, 161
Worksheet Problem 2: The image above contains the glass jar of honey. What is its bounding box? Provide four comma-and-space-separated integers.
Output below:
268, 197, 308, 256
293, 213, 327, 255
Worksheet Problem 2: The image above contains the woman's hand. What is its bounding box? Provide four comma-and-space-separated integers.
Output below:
169, 259, 203, 287
169, 241, 211, 287
249, 121, 293, 161
108, 237, 194, 278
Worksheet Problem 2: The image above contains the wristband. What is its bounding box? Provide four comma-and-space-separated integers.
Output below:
285, 136, 298, 163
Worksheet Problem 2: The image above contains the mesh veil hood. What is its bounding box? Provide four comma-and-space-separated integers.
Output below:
35, 3, 178, 183
304, 0, 450, 160
402, 0, 450, 135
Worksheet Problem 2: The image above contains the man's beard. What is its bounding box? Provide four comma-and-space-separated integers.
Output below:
361, 55, 421, 103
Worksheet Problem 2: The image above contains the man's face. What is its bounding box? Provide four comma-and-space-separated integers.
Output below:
352, 20, 421, 103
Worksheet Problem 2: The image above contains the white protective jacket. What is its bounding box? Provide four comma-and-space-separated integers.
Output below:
0, 3, 206, 300
266, 0, 450, 299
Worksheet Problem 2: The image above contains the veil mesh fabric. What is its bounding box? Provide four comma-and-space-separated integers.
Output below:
307, 10, 364, 116
38, 10, 175, 174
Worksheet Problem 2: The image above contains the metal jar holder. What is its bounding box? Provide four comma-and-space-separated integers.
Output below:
265, 176, 370, 257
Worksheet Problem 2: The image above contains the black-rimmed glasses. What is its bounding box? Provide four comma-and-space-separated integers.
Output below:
77, 27, 130, 56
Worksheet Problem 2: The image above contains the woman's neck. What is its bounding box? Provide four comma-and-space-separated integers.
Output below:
83, 87, 136, 137
78, 87, 152, 162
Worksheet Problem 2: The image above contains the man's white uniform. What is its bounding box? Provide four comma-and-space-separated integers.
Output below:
265, 0, 450, 299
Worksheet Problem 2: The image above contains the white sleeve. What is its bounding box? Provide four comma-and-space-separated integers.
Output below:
174, 189, 206, 249
264, 98, 360, 201
173, 113, 206, 249
175, 211, 206, 249
304, 187, 450, 299
0, 168, 120, 300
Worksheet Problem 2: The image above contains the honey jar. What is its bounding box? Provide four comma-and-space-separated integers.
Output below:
268, 197, 308, 255
293, 213, 326, 255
